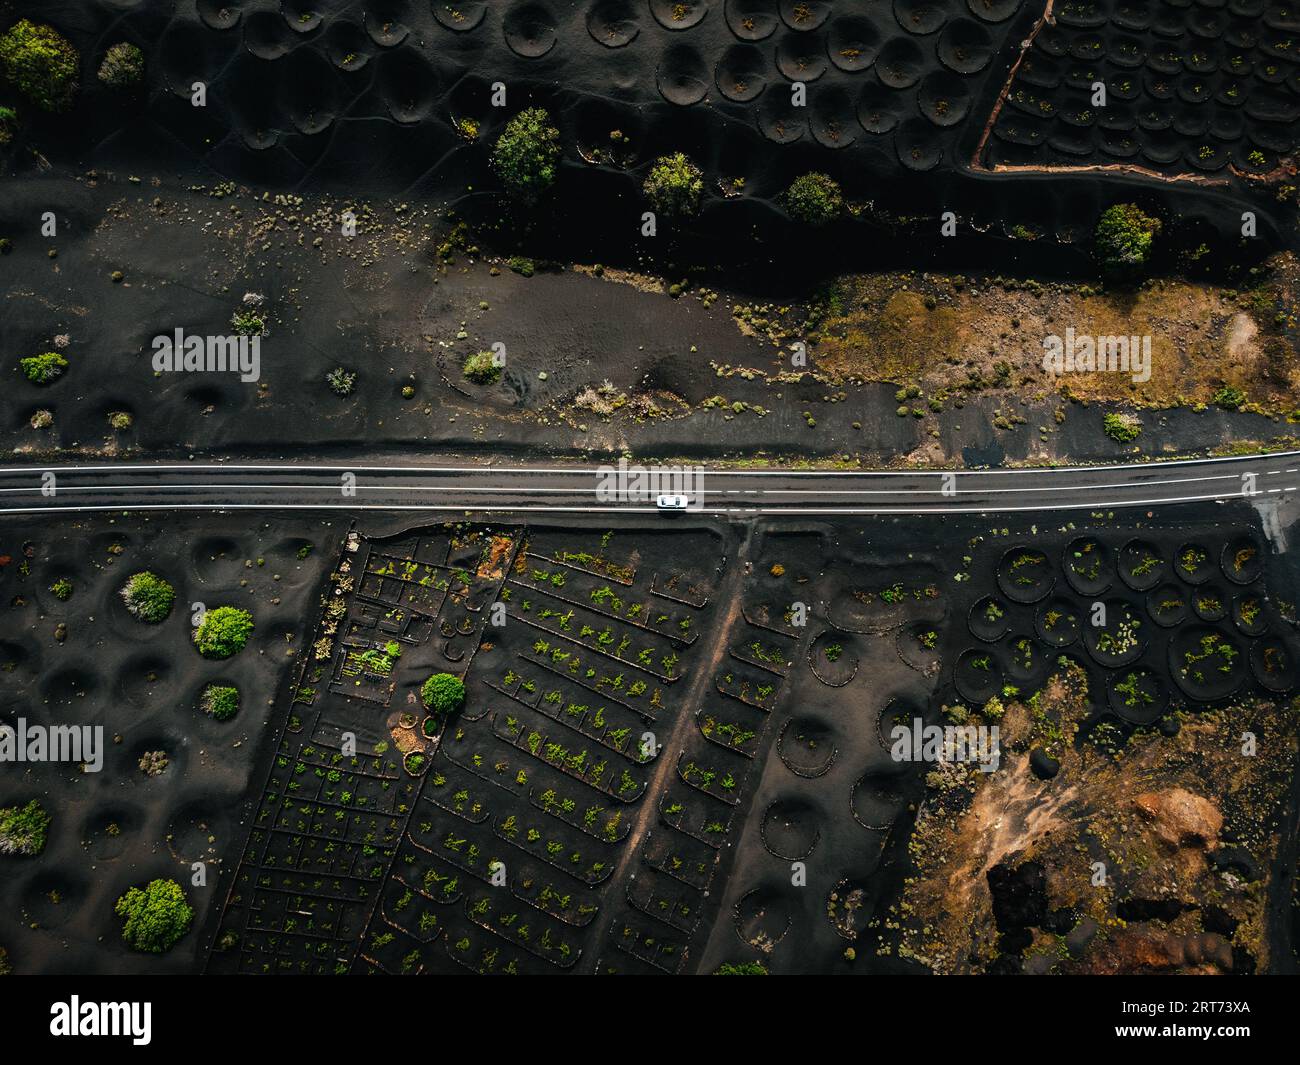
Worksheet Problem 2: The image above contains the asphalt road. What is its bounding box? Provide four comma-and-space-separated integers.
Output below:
0, 453, 1296, 515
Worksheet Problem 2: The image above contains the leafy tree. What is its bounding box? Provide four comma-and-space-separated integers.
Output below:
491, 107, 560, 202
121, 571, 175, 622
0, 20, 79, 112
1094, 203, 1161, 278
0, 799, 51, 855
193, 605, 254, 659
114, 879, 193, 953
784, 172, 843, 225
644, 153, 703, 217
201, 684, 240, 721
97, 42, 143, 88
462, 350, 501, 385
421, 672, 466, 716
19, 351, 68, 384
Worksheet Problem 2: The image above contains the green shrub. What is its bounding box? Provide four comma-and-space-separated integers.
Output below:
19, 351, 68, 384
230, 310, 266, 336
462, 350, 501, 385
121, 571, 175, 622
114, 879, 193, 953
0, 799, 51, 856
326, 366, 356, 396
1094, 203, 1161, 278
714, 961, 768, 975
49, 577, 72, 601
784, 172, 843, 225
201, 683, 240, 721
421, 672, 466, 716
1211, 386, 1246, 410
644, 153, 703, 217
491, 107, 560, 202
0, 20, 79, 112
1102, 411, 1142, 443
193, 605, 254, 659
97, 42, 143, 89
0, 104, 16, 146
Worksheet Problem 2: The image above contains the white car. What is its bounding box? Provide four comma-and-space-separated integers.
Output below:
656, 494, 690, 511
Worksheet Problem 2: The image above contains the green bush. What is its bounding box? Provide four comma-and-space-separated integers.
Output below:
121, 571, 175, 622
1212, 386, 1246, 410
491, 107, 560, 202
19, 351, 68, 384
201, 683, 240, 721
462, 350, 501, 385
193, 605, 254, 659
784, 172, 843, 225
326, 366, 356, 396
49, 577, 72, 601
114, 879, 193, 954
97, 41, 144, 89
1094, 203, 1161, 278
0, 20, 79, 112
1102, 411, 1142, 443
230, 310, 266, 336
0, 799, 51, 856
421, 672, 466, 716
714, 961, 768, 975
644, 153, 704, 217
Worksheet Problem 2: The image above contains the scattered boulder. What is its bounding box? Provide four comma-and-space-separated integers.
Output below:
1133, 787, 1222, 850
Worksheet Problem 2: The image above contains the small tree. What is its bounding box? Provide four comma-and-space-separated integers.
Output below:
121, 571, 175, 622
114, 879, 193, 953
0, 20, 79, 112
644, 153, 703, 217
19, 351, 68, 384
491, 107, 561, 202
784, 172, 843, 225
97, 42, 144, 89
194, 605, 254, 659
421, 672, 466, 717
1094, 203, 1161, 279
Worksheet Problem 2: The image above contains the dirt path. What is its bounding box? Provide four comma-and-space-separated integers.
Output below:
578, 521, 753, 973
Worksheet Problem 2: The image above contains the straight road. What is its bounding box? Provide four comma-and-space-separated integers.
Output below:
0, 453, 1294, 515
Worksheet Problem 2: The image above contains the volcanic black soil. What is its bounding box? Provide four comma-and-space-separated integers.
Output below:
0, 511, 340, 974
4, 173, 1299, 471
0, 494, 1270, 974
2, 0, 1295, 267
